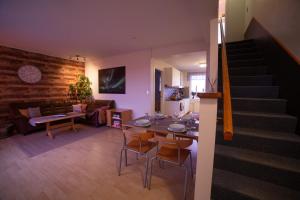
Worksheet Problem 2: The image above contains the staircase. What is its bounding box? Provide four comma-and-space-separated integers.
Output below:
212, 40, 300, 200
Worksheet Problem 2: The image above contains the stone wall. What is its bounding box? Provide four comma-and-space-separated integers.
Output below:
0, 45, 85, 128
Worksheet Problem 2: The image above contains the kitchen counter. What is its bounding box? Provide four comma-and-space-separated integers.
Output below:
165, 97, 190, 101
164, 98, 190, 117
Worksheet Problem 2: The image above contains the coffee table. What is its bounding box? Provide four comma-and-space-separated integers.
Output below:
30, 112, 86, 139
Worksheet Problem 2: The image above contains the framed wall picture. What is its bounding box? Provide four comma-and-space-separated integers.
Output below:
98, 66, 126, 94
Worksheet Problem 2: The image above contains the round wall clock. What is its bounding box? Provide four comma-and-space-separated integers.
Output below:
18, 65, 42, 84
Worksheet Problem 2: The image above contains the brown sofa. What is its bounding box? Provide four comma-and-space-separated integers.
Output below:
9, 100, 115, 135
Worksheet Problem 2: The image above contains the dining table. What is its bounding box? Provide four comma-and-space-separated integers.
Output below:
122, 115, 199, 141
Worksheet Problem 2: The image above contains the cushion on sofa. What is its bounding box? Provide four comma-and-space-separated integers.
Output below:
19, 108, 29, 118
72, 104, 82, 112
72, 104, 88, 113
28, 107, 41, 118
81, 104, 87, 113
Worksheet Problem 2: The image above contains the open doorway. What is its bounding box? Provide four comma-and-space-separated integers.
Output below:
154, 69, 162, 112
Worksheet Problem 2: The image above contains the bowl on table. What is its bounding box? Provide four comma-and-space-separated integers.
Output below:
167, 123, 186, 133
134, 119, 151, 127
154, 113, 165, 119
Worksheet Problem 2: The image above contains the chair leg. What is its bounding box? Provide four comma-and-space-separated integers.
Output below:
144, 154, 149, 188
118, 149, 124, 176
148, 157, 156, 190
183, 166, 189, 200
136, 153, 139, 160
189, 152, 193, 179
125, 149, 128, 166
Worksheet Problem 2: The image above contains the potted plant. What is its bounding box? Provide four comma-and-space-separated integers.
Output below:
68, 75, 93, 102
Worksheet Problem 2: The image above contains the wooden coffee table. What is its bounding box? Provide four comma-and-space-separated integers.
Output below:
31, 112, 86, 139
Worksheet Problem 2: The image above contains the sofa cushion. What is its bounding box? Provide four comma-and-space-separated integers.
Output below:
81, 104, 87, 113
72, 104, 82, 113
28, 107, 41, 118
19, 108, 29, 118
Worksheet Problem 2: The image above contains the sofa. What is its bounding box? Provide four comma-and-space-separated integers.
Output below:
9, 100, 115, 135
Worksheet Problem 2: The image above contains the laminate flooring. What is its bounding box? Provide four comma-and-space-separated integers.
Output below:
0, 125, 197, 200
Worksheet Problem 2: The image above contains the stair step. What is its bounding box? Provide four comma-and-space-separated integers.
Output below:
212, 169, 300, 200
216, 126, 300, 159
226, 39, 255, 46
228, 52, 263, 61
231, 86, 279, 98
229, 66, 269, 76
230, 75, 273, 86
226, 41, 256, 50
229, 59, 265, 67
214, 145, 300, 190
227, 47, 258, 55
231, 97, 287, 113
231, 111, 297, 132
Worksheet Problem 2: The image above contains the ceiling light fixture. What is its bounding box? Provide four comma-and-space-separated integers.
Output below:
70, 55, 86, 62
199, 63, 207, 68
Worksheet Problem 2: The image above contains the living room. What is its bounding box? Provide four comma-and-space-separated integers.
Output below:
0, 1, 219, 200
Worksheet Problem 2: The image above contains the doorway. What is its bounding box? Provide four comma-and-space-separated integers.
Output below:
155, 69, 162, 112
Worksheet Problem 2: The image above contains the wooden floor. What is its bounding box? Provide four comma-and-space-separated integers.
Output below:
0, 125, 197, 200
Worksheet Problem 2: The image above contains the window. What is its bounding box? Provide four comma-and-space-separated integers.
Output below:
190, 74, 206, 93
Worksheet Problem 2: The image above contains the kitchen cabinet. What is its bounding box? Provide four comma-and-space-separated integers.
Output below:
180, 71, 189, 87
164, 98, 190, 117
164, 67, 181, 87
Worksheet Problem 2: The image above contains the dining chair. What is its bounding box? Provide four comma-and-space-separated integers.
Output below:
118, 128, 158, 188
147, 136, 193, 200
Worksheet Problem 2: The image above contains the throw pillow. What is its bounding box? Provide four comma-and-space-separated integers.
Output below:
81, 104, 87, 113
28, 107, 42, 118
72, 104, 82, 113
19, 108, 29, 118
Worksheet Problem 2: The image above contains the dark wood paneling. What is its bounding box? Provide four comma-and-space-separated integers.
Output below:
0, 45, 85, 128
245, 18, 300, 134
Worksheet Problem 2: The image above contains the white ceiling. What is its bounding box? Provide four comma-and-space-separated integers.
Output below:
0, 0, 218, 59
160, 51, 207, 72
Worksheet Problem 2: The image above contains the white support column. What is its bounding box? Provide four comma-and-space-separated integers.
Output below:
194, 18, 219, 200
194, 97, 218, 200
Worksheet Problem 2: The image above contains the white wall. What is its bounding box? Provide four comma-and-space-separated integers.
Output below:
86, 40, 211, 119
245, 0, 300, 59
208, 18, 219, 92
85, 50, 152, 118
225, 0, 246, 42
244, 0, 254, 30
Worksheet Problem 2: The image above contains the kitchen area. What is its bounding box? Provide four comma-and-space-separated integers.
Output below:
163, 67, 200, 117
152, 51, 206, 118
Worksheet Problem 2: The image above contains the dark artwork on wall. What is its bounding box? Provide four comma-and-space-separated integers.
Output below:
98, 66, 126, 94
